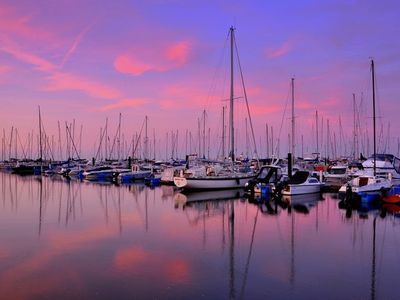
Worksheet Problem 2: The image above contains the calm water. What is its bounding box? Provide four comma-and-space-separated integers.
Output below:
1, 172, 400, 300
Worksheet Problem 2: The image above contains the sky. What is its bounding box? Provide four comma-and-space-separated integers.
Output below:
0, 0, 399, 160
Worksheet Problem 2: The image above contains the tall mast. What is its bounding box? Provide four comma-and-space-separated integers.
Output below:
144, 115, 148, 160
291, 78, 295, 160
202, 109, 206, 159
266, 123, 269, 158
315, 110, 319, 157
229, 26, 235, 161
118, 113, 122, 160
38, 106, 43, 161
371, 59, 376, 176
222, 106, 225, 159
353, 93, 357, 160
245, 118, 249, 158
153, 128, 156, 160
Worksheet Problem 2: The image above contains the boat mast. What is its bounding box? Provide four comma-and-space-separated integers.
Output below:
291, 78, 295, 161
144, 115, 148, 160
118, 113, 122, 161
202, 109, 206, 159
38, 106, 43, 161
315, 110, 319, 159
371, 59, 376, 176
222, 106, 225, 159
229, 26, 235, 162
353, 93, 357, 160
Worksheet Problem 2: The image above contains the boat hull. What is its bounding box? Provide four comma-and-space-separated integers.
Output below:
282, 183, 321, 195
118, 171, 152, 183
173, 175, 255, 190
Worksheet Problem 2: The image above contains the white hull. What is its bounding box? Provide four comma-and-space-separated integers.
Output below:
173, 174, 254, 190
282, 183, 321, 195
339, 178, 392, 194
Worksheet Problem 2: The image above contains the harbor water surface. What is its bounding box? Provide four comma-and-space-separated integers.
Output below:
0, 172, 399, 299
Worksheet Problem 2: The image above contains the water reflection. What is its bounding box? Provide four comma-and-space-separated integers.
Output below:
0, 172, 400, 299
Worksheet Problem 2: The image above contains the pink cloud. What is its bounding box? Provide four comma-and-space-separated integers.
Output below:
0, 4, 52, 41
44, 72, 122, 99
97, 98, 147, 111
0, 65, 12, 74
166, 41, 190, 64
266, 41, 291, 58
114, 40, 192, 76
114, 54, 156, 76
0, 41, 55, 72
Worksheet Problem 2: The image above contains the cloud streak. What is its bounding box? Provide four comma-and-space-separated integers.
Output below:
0, 37, 122, 100
266, 41, 291, 59
60, 22, 95, 68
97, 99, 147, 111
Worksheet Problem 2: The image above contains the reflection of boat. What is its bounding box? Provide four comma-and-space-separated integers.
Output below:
174, 189, 244, 204
382, 203, 400, 214
282, 193, 320, 213
382, 185, 400, 204
282, 171, 322, 195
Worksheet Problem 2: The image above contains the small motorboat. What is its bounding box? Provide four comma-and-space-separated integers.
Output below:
282, 171, 322, 195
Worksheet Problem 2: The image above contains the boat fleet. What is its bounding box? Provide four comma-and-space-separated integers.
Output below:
2, 151, 400, 204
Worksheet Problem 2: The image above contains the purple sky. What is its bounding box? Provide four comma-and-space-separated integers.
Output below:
0, 0, 399, 159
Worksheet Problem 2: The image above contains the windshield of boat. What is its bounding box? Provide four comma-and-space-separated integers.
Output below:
257, 167, 271, 179
329, 168, 346, 175
394, 157, 400, 174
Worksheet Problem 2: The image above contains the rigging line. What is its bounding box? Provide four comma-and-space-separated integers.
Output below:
94, 119, 107, 161
234, 37, 258, 160
16, 129, 27, 159
205, 31, 230, 112
40, 126, 55, 161
65, 123, 81, 160
132, 117, 146, 159
108, 117, 121, 160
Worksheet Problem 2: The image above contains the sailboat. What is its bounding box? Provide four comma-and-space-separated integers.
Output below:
12, 106, 45, 175
339, 59, 392, 197
173, 27, 256, 190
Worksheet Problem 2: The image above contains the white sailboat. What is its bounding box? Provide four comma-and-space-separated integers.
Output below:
339, 59, 392, 196
173, 27, 256, 190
